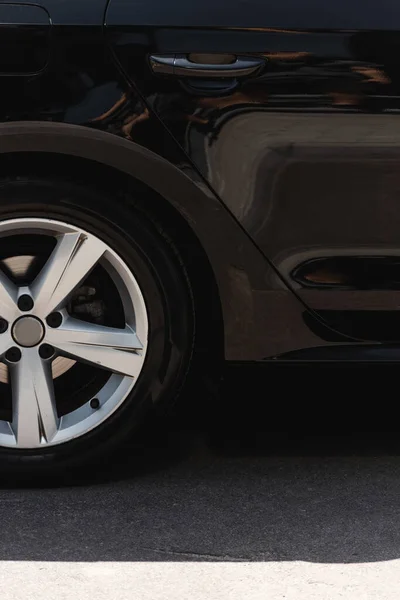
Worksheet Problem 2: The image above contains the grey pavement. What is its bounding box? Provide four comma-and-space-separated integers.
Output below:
1, 431, 400, 599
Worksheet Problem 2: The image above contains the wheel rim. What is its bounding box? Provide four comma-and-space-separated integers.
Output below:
0, 217, 148, 448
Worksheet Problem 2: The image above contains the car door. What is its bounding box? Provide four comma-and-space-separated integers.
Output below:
105, 0, 400, 343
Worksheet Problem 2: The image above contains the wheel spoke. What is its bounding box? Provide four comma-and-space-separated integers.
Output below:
47, 317, 144, 377
31, 232, 107, 317
10, 349, 58, 447
0, 269, 18, 321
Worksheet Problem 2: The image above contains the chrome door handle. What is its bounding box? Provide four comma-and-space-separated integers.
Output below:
149, 54, 265, 79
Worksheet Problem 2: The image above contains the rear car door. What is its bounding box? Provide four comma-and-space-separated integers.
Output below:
105, 0, 400, 343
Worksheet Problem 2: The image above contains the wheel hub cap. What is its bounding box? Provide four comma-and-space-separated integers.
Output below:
12, 316, 44, 347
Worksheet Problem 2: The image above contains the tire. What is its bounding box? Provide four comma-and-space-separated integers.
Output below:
0, 176, 195, 479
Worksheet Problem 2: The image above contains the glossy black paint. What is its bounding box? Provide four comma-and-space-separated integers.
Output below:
105, 2, 400, 347
1, 0, 400, 360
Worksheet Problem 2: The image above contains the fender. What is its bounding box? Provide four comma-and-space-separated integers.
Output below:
0, 120, 308, 360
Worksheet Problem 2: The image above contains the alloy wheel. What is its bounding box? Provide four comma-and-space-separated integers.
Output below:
0, 218, 148, 448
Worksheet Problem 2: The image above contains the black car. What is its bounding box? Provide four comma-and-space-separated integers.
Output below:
0, 0, 397, 475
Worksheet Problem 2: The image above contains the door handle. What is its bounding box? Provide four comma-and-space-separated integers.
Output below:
150, 54, 265, 79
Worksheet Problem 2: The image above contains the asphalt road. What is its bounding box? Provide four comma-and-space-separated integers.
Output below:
2, 363, 400, 600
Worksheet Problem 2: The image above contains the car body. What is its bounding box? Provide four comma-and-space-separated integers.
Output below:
0, 0, 397, 475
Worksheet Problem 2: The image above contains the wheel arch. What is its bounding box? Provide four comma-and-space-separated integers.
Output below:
0, 121, 227, 362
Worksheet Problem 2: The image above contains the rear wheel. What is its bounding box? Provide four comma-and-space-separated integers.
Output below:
0, 177, 194, 477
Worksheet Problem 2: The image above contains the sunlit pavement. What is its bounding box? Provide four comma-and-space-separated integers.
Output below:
1, 559, 399, 600
2, 363, 400, 600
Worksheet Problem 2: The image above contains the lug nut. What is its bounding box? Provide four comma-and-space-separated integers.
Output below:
39, 344, 54, 360
0, 319, 8, 334
90, 398, 100, 410
46, 312, 63, 328
18, 295, 34, 312
6, 347, 21, 362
